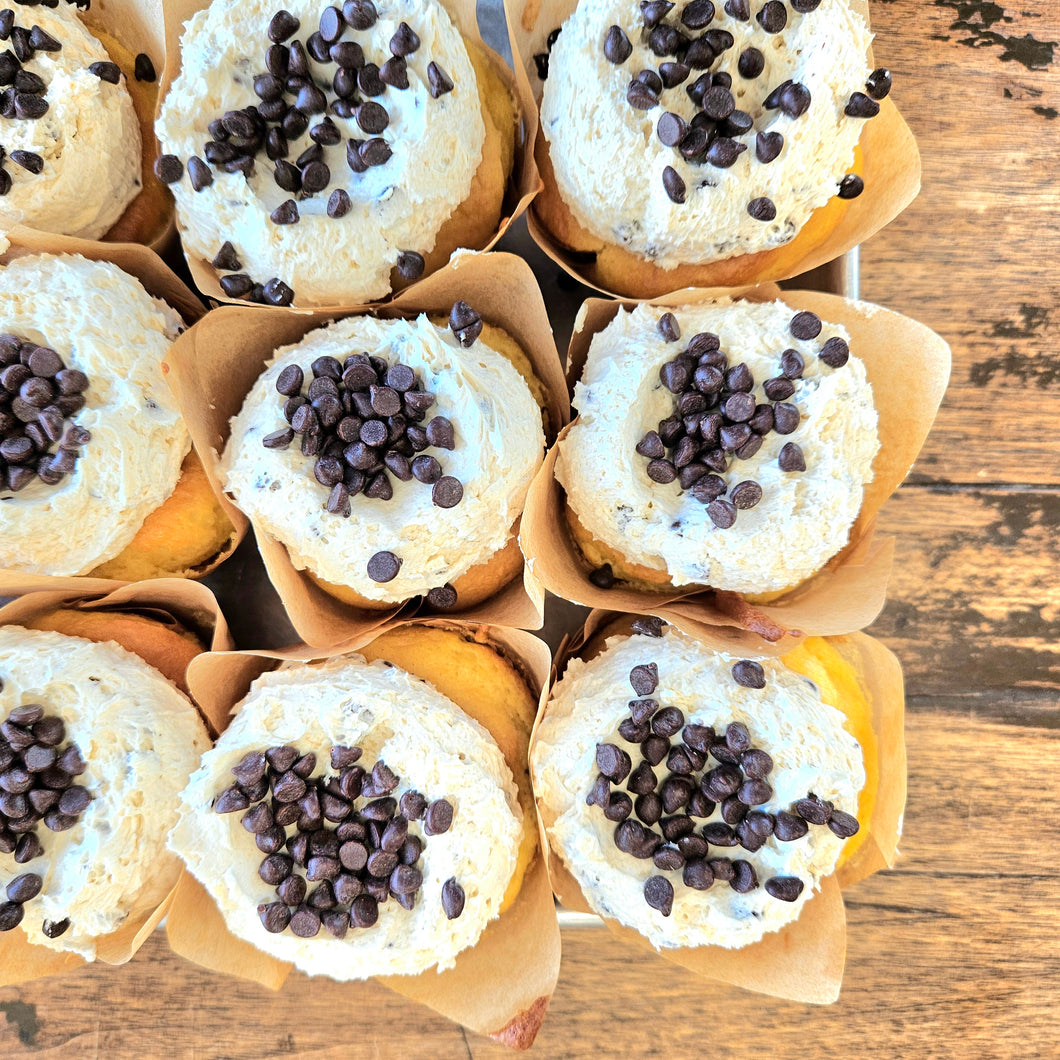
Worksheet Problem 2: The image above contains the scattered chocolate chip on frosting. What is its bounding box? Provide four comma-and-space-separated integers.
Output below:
260, 303, 483, 587
0, 332, 92, 495
215, 743, 462, 938
0, 697, 92, 937
586, 649, 859, 914
155, 2, 465, 299
633, 309, 849, 530
590, 1, 890, 217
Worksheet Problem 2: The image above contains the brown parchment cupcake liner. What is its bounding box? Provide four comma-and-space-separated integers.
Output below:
164, 250, 570, 649
160, 0, 540, 311
506, 0, 921, 299
168, 618, 559, 1049
520, 285, 951, 647
528, 609, 905, 1004
6, 0, 176, 252
0, 578, 233, 987
0, 231, 243, 597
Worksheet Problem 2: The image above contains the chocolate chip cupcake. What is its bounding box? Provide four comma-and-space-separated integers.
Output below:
156, 0, 519, 306
219, 303, 546, 610
554, 298, 878, 598
0, 253, 233, 582
0, 623, 210, 959
0, 3, 142, 242
169, 628, 533, 978
530, 0, 902, 294
531, 616, 868, 953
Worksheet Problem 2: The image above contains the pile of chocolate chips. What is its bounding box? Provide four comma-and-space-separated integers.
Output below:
261, 301, 481, 596
599, 1, 892, 212
586, 616, 858, 916
0, 333, 92, 494
154, 2, 458, 300
0, 10, 64, 194
215, 744, 465, 938
634, 309, 849, 529
0, 699, 92, 938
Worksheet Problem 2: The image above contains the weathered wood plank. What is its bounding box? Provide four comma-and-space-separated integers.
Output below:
861, 0, 1060, 486
870, 485, 1060, 692
0, 713, 1055, 1060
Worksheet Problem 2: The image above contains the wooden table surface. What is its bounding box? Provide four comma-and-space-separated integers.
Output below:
3, 1, 1058, 1056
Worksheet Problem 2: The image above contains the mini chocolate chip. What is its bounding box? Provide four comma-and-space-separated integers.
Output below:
154, 154, 184, 184
604, 24, 632, 64
795, 794, 832, 825
730, 859, 758, 893
187, 156, 212, 191
651, 707, 684, 739
707, 498, 736, 528
627, 78, 659, 110
393, 250, 426, 280
702, 767, 742, 802
87, 60, 121, 84
828, 809, 860, 838
757, 0, 786, 31
432, 476, 463, 508
682, 0, 715, 28
846, 91, 880, 118
596, 743, 633, 783
424, 798, 454, 836
773, 810, 809, 841
441, 877, 465, 919
640, 735, 669, 768
738, 778, 772, 806
366, 550, 401, 582
0, 902, 26, 931
629, 663, 659, 697
661, 166, 685, 206
721, 794, 747, 826
633, 791, 663, 827
631, 616, 665, 637
13, 833, 42, 864
791, 0, 822, 8
653, 845, 684, 872
427, 62, 454, 98
776, 441, 805, 472
790, 311, 822, 340
588, 564, 615, 589
270, 199, 299, 225
643, 875, 673, 916
660, 61, 690, 88
57, 785, 90, 815
6, 872, 42, 903
134, 52, 156, 82
866, 67, 892, 100
820, 336, 850, 367
837, 173, 865, 199
755, 131, 784, 166
765, 876, 804, 901
747, 196, 776, 222
729, 480, 762, 510
604, 791, 633, 822
771, 402, 799, 434
737, 46, 764, 79
41, 918, 70, 939
10, 149, 43, 174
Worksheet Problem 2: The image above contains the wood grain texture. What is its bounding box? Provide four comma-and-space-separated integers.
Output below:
1, 1, 1057, 1057
0, 711, 1056, 1060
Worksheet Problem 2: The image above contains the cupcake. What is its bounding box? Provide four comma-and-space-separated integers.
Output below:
167, 623, 559, 1046
0, 3, 144, 243
0, 253, 234, 583
219, 304, 546, 613
0, 618, 210, 961
156, 0, 519, 306
558, 298, 878, 597
522, 0, 918, 295
531, 614, 900, 999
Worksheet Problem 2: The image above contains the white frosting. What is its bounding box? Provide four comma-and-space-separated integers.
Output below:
0, 626, 210, 960
532, 625, 864, 949
0, 5, 140, 240
557, 299, 878, 593
221, 313, 544, 602
0, 254, 189, 577
157, 0, 485, 305
541, 0, 872, 266
169, 654, 522, 978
